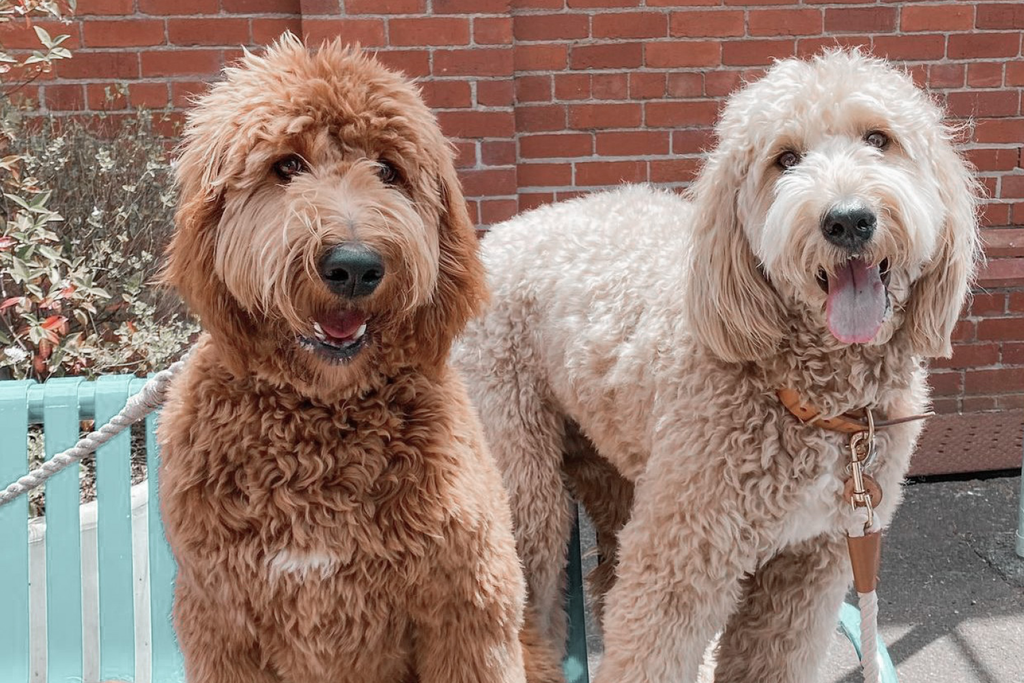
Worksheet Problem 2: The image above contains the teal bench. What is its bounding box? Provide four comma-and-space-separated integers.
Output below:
0, 375, 893, 683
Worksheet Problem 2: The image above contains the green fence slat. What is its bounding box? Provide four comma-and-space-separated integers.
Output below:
43, 376, 86, 682
0, 380, 34, 683
146, 408, 184, 681
95, 376, 136, 681
563, 505, 590, 683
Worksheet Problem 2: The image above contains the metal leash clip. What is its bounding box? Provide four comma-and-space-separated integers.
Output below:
844, 409, 882, 533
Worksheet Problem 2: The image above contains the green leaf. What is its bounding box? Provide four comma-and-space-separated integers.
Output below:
34, 26, 53, 49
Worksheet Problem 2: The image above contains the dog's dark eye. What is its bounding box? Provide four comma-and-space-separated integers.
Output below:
377, 160, 400, 186
274, 155, 307, 181
865, 131, 889, 150
776, 150, 801, 170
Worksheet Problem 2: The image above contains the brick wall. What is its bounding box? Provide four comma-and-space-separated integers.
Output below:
2, 0, 1022, 470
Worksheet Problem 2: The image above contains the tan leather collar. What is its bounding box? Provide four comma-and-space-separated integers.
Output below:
777, 388, 933, 434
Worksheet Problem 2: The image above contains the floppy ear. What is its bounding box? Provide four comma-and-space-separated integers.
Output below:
412, 142, 488, 366
160, 112, 260, 362
684, 142, 786, 363
903, 135, 981, 359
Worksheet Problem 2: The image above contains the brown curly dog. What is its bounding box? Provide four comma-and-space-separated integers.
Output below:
157, 36, 562, 683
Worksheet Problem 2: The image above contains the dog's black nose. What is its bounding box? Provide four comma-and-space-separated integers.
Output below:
821, 204, 876, 250
318, 244, 385, 299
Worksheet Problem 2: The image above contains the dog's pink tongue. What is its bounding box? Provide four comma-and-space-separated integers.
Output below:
826, 259, 885, 344
320, 311, 365, 340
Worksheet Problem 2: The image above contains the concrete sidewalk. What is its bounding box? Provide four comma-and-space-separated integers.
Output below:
578, 475, 1024, 682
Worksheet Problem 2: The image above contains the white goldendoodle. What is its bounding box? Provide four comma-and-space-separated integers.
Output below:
454, 50, 980, 682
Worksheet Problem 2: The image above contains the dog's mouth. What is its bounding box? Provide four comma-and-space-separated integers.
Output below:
815, 257, 891, 344
297, 310, 369, 363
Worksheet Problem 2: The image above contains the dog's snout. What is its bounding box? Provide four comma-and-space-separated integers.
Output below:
821, 204, 876, 250
318, 244, 385, 299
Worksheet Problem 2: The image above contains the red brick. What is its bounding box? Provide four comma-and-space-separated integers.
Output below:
452, 141, 476, 169
796, 36, 871, 60
438, 110, 514, 138
372, 50, 430, 78
670, 10, 743, 37
464, 200, 479, 226
517, 162, 572, 187
646, 100, 718, 128
475, 17, 512, 45
900, 4, 974, 32
824, 7, 896, 33
168, 18, 249, 46
56, 51, 140, 80
435, 48, 512, 76
520, 133, 592, 159
1002, 175, 1024, 198
667, 72, 703, 98
516, 75, 552, 103
129, 82, 170, 109
419, 80, 473, 109
346, 0, 424, 13
630, 73, 666, 99
569, 103, 642, 129
140, 0, 219, 13
434, 0, 508, 13
44, 84, 85, 111
646, 41, 721, 68
252, 18, 302, 44
460, 168, 516, 196
722, 39, 794, 67
477, 80, 514, 107
596, 131, 670, 156
79, 0, 135, 15
947, 91, 1019, 118
705, 70, 742, 97
479, 199, 518, 226
952, 319, 976, 343
977, 317, 1024, 341
0, 21, 81, 49
961, 396, 998, 412
171, 80, 209, 107
514, 44, 567, 71
650, 0, 718, 5
389, 18, 469, 46
749, 9, 822, 36
976, 4, 1024, 30
996, 394, 1024, 410
222, 0, 295, 12
566, 0, 641, 7
928, 370, 963, 396
949, 33, 1021, 60
929, 63, 966, 89
519, 192, 554, 212
576, 160, 647, 186
673, 128, 714, 154
970, 292, 1007, 316
592, 74, 628, 100
593, 12, 667, 39
930, 397, 959, 415
967, 62, 1004, 88
1011, 292, 1024, 313
86, 83, 127, 111
872, 34, 945, 61
303, 19, 386, 46
514, 14, 589, 41
650, 157, 700, 183
931, 343, 1001, 369
571, 43, 642, 70
1004, 342, 1024, 365
981, 202, 1009, 228
974, 118, 1024, 145
555, 73, 590, 100
83, 20, 166, 47
141, 49, 222, 77
515, 105, 567, 132
1008, 62, 1024, 86
965, 368, 1024, 394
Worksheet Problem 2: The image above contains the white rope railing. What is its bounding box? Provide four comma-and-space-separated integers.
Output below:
0, 350, 192, 508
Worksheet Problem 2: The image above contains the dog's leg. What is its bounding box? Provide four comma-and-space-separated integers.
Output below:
593, 481, 752, 683
713, 535, 850, 683
174, 581, 280, 683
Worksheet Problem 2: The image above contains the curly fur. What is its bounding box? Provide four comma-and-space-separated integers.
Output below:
453, 50, 980, 683
158, 36, 561, 683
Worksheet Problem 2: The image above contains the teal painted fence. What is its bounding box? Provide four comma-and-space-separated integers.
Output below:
0, 375, 897, 683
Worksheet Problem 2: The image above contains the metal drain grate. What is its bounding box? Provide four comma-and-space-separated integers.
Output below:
909, 409, 1024, 476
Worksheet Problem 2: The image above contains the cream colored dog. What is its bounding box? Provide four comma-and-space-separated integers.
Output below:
454, 50, 980, 682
